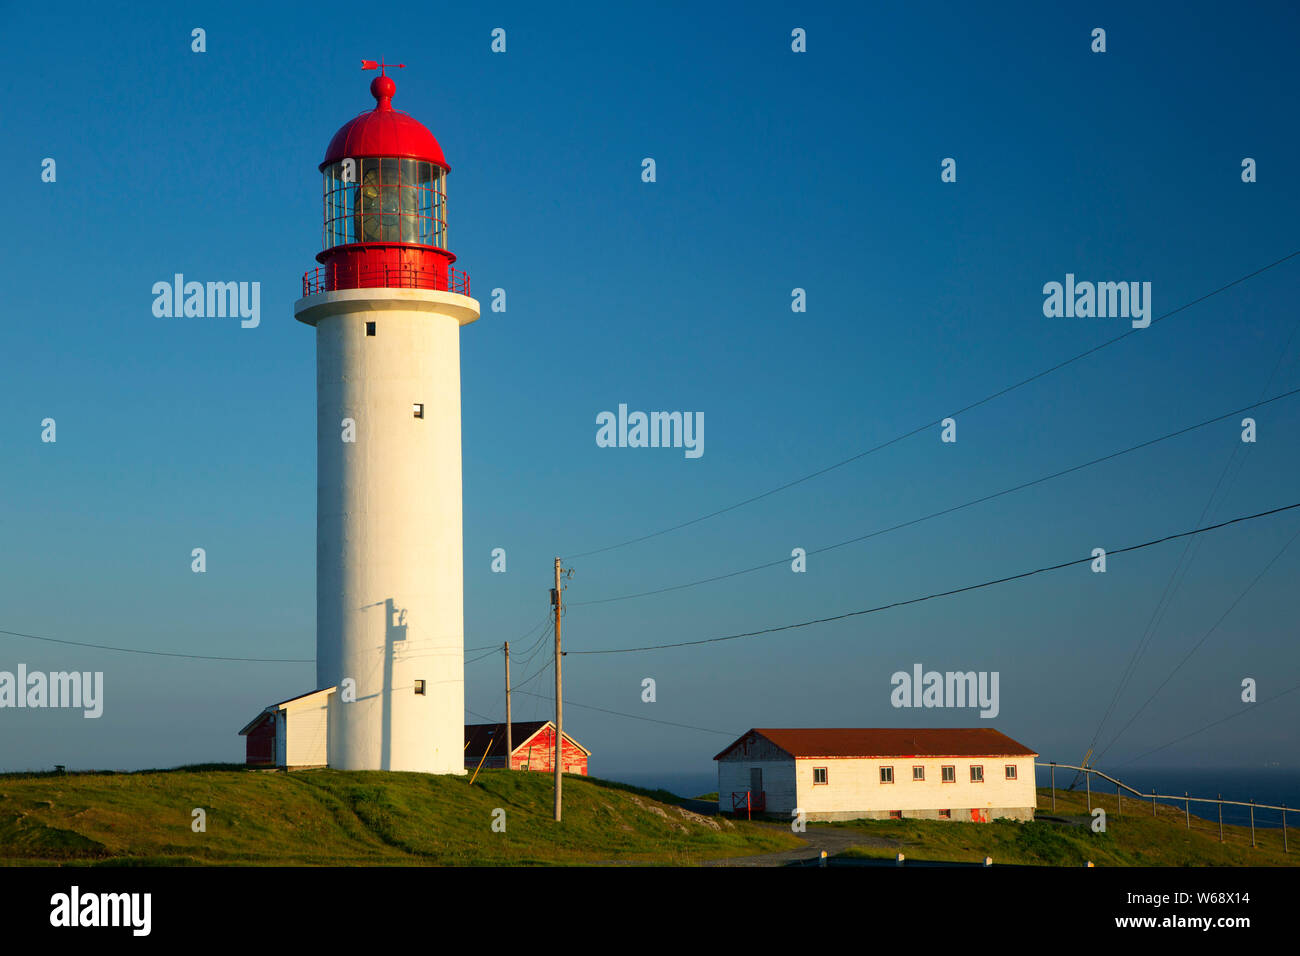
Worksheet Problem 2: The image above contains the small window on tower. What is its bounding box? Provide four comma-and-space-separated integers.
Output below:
414, 680, 426, 696
413, 403, 425, 418
365, 321, 376, 336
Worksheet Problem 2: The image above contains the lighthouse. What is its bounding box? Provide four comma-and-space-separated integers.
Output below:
294, 63, 479, 773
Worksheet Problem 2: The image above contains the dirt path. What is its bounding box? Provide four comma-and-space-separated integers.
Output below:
704, 821, 901, 867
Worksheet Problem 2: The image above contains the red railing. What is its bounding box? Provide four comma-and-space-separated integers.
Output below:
302, 263, 470, 297
730, 790, 766, 819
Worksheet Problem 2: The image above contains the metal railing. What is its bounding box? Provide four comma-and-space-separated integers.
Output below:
302, 263, 470, 297
1039, 761, 1290, 851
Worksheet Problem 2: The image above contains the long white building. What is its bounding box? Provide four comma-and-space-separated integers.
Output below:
715, 728, 1038, 822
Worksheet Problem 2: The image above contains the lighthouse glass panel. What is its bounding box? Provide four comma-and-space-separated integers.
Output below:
321, 159, 446, 250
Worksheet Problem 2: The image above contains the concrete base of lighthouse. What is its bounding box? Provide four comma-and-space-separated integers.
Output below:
295, 287, 480, 773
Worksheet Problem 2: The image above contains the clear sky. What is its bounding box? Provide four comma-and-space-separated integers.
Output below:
2, 0, 1298, 785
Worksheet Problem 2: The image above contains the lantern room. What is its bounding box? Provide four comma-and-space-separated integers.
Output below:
303, 68, 469, 297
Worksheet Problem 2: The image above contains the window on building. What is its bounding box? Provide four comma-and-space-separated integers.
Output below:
366, 321, 376, 336
889, 810, 903, 819
1005, 764, 1017, 780
413, 680, 425, 695
913, 766, 925, 781
942, 765, 956, 783
939, 809, 951, 819
813, 767, 828, 785
970, 765, 984, 783
413, 403, 425, 418
880, 766, 894, 784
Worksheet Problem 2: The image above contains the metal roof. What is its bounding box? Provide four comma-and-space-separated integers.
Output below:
464, 721, 592, 759
714, 728, 1037, 761
321, 75, 449, 170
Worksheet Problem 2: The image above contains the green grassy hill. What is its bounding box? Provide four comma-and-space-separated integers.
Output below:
0, 766, 800, 866
4, 769, 1291, 867
830, 787, 1297, 866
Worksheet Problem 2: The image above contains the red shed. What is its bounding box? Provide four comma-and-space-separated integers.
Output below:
464, 721, 590, 775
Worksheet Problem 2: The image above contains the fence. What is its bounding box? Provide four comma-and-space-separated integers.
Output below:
1038, 761, 1289, 852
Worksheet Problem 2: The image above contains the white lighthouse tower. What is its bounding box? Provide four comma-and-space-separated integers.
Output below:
294, 63, 479, 773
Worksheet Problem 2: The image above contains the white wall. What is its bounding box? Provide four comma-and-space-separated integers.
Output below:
297, 288, 480, 774
284, 697, 330, 768
794, 755, 1037, 820
718, 759, 799, 815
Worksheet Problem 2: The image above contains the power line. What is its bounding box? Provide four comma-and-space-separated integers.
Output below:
1094, 520, 1300, 763
465, 612, 552, 653
562, 249, 1300, 561
568, 501, 1300, 656
1081, 318, 1300, 761
0, 628, 313, 663
572, 386, 1300, 607
513, 690, 738, 737
1115, 681, 1300, 767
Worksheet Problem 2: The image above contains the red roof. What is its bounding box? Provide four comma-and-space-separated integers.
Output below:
464, 721, 592, 759
714, 728, 1037, 761
321, 74, 449, 170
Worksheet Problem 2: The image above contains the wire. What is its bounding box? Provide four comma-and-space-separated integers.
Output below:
0, 628, 313, 663
567, 501, 1300, 656
465, 611, 553, 653
1094, 520, 1300, 763
513, 690, 738, 737
562, 249, 1300, 561
572, 386, 1300, 607
1082, 318, 1300, 760
1115, 681, 1300, 767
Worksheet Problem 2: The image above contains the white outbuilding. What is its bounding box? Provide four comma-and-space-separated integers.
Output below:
715, 728, 1038, 822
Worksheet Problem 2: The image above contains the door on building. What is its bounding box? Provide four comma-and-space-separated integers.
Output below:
749, 767, 763, 798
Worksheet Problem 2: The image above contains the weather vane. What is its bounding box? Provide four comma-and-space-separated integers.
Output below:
361, 58, 405, 77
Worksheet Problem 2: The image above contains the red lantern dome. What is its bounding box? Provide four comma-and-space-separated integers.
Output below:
321, 75, 450, 171
303, 66, 468, 298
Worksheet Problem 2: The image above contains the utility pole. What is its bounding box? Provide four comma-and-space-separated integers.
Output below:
552, 557, 563, 822
504, 641, 511, 770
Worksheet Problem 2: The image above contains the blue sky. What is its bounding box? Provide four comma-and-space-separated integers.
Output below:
2, 0, 1298, 786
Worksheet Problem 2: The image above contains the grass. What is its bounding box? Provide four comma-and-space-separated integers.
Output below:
0, 767, 802, 866
826, 787, 1297, 866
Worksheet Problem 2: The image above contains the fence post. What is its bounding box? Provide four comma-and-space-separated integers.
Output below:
1250, 800, 1255, 849
1284, 805, 1288, 854
1152, 789, 1156, 817
1086, 770, 1091, 813
1117, 779, 1122, 815
1050, 762, 1056, 813
1185, 792, 1190, 829
1218, 794, 1224, 843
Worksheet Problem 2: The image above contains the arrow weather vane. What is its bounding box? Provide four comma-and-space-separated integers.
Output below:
361, 58, 405, 76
